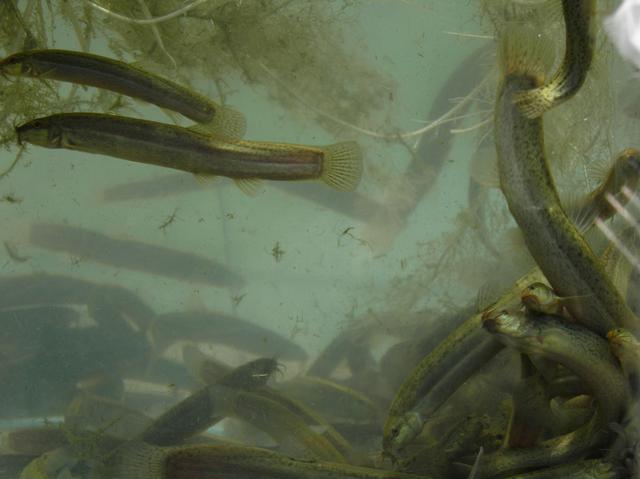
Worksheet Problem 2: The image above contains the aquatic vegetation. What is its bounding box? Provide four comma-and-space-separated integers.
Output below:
0, 49, 248, 136
83, 0, 395, 135
3, 1, 640, 478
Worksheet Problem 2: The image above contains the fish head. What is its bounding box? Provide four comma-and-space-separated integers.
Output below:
384, 411, 423, 457
520, 282, 553, 311
0, 52, 30, 78
482, 309, 529, 337
16, 117, 63, 148
249, 357, 282, 384
607, 328, 635, 357
521, 292, 541, 310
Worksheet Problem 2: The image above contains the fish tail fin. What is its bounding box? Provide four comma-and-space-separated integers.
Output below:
320, 141, 363, 191
498, 25, 552, 78
207, 105, 247, 139
499, 25, 554, 118
190, 105, 247, 140
103, 441, 166, 479
514, 85, 554, 119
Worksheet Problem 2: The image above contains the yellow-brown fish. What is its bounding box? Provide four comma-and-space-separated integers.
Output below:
16, 113, 362, 192
0, 49, 246, 138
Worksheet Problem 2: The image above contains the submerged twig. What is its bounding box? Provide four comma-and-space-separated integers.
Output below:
258, 61, 490, 141
443, 31, 494, 40
83, 0, 212, 25
0, 145, 26, 180
136, 0, 178, 70
450, 115, 492, 134
467, 446, 484, 479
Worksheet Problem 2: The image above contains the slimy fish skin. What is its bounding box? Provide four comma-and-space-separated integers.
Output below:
0, 49, 246, 138
103, 442, 431, 479
515, 0, 596, 118
495, 27, 636, 336
16, 113, 362, 192
520, 282, 565, 316
478, 309, 630, 476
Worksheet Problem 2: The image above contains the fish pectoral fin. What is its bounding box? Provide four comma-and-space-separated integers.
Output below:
234, 178, 263, 196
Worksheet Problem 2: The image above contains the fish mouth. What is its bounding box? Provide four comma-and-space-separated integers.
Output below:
16, 124, 50, 147
482, 316, 499, 333
520, 293, 539, 307
480, 307, 496, 322
606, 329, 625, 347
15, 119, 62, 148
481, 310, 502, 333
482, 309, 527, 338
0, 60, 22, 79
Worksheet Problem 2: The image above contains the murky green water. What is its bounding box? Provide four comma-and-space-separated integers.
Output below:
0, 1, 639, 478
